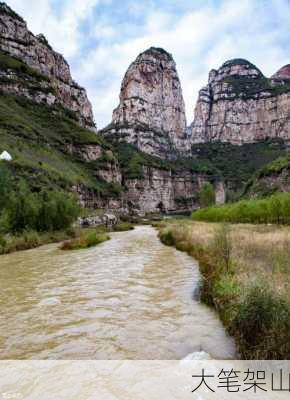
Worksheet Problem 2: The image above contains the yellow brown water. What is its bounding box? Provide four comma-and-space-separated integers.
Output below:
0, 226, 235, 359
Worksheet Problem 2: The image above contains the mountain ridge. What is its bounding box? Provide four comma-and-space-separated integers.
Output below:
0, 2, 289, 215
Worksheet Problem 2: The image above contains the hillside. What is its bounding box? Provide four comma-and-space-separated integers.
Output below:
245, 152, 290, 197
0, 2, 289, 215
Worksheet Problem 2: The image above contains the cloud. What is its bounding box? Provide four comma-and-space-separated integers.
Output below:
6, 0, 290, 128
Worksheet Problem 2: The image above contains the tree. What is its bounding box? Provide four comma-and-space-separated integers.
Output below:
0, 164, 12, 210
199, 182, 215, 208
7, 181, 39, 232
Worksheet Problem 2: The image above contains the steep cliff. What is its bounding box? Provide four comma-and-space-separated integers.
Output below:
190, 59, 290, 145
0, 2, 94, 128
2, 2, 288, 214
101, 47, 190, 159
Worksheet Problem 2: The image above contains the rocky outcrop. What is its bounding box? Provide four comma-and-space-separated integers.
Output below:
67, 144, 122, 185
271, 64, 290, 82
246, 153, 290, 197
78, 168, 223, 215
189, 59, 290, 145
101, 47, 190, 159
0, 2, 94, 128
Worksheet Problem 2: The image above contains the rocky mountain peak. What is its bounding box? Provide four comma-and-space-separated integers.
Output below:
112, 46, 186, 135
0, 2, 24, 22
0, 2, 95, 128
209, 58, 263, 84
189, 58, 290, 145
272, 64, 290, 81
103, 46, 189, 159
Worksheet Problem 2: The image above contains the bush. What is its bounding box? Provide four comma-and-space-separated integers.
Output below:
0, 163, 12, 209
199, 182, 215, 208
61, 231, 110, 250
232, 285, 290, 359
36, 191, 80, 232
113, 223, 134, 232
192, 192, 290, 225
159, 229, 176, 246
0, 174, 81, 233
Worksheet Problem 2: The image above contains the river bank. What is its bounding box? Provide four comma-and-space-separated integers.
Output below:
158, 220, 290, 359
0, 223, 135, 255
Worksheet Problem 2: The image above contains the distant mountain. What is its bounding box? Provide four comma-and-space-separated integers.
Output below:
0, 2, 288, 215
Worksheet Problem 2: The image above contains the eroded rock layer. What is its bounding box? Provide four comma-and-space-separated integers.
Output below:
0, 3, 94, 127
190, 59, 290, 145
102, 47, 190, 159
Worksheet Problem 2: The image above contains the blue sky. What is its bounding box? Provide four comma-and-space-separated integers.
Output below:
7, 0, 290, 128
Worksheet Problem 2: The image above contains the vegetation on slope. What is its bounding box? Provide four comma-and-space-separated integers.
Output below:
191, 139, 287, 195
115, 139, 285, 193
0, 164, 81, 254
223, 75, 290, 99
0, 93, 120, 197
243, 152, 290, 197
0, 50, 49, 82
158, 220, 290, 359
192, 192, 290, 225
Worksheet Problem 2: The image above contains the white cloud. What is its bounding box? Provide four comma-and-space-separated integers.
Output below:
7, 0, 100, 57
6, 0, 290, 128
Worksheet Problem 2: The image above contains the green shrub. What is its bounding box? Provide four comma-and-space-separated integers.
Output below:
0, 175, 80, 233
159, 229, 176, 246
192, 192, 290, 225
232, 285, 290, 359
113, 223, 134, 232
199, 182, 215, 208
0, 163, 12, 209
61, 231, 110, 250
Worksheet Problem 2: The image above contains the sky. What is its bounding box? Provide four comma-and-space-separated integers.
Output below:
6, 0, 290, 128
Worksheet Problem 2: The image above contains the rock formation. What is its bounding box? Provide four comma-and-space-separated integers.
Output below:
0, 2, 94, 128
189, 59, 290, 145
4, 2, 287, 214
101, 47, 190, 159
271, 64, 290, 82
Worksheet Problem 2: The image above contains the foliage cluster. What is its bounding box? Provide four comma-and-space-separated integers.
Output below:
223, 75, 290, 99
0, 164, 80, 235
192, 192, 290, 225
199, 182, 215, 208
61, 230, 110, 250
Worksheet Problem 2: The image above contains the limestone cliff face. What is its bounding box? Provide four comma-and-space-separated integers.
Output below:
102, 47, 190, 159
0, 3, 94, 128
189, 59, 290, 145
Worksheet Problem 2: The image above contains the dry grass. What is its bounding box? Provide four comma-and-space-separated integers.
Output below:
158, 220, 290, 359
161, 220, 289, 298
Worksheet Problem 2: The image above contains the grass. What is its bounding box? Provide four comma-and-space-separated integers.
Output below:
0, 50, 49, 82
113, 222, 135, 232
0, 93, 121, 197
192, 192, 290, 225
61, 230, 110, 250
0, 228, 78, 254
158, 220, 290, 359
